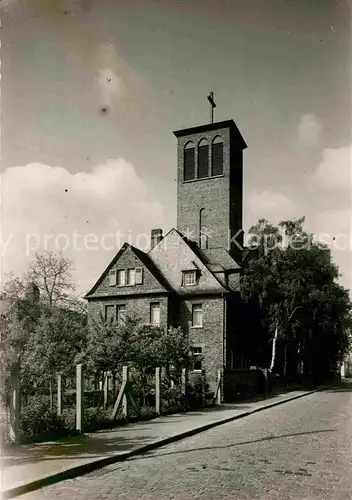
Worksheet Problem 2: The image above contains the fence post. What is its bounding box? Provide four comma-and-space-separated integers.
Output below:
216, 369, 222, 405
155, 367, 161, 415
76, 364, 83, 433
181, 367, 188, 409
122, 366, 128, 418
57, 374, 63, 416
9, 361, 21, 443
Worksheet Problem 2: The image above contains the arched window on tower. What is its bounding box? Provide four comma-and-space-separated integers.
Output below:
184, 141, 195, 181
197, 138, 209, 179
212, 136, 223, 176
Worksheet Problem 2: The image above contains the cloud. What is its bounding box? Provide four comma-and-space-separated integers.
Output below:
1, 160, 165, 294
310, 208, 351, 291
296, 113, 322, 149
310, 143, 351, 291
246, 180, 351, 291
314, 143, 351, 189
246, 190, 296, 223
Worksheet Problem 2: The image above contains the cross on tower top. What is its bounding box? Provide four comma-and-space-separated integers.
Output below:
207, 92, 216, 123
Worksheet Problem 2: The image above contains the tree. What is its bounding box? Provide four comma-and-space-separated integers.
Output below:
157, 325, 193, 379
241, 217, 351, 382
85, 313, 193, 407
129, 324, 164, 404
26, 251, 76, 308
83, 313, 137, 397
21, 307, 87, 409
0, 251, 87, 408
2, 251, 84, 314
129, 324, 192, 404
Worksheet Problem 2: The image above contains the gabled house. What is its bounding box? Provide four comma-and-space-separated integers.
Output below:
85, 118, 248, 393
85, 242, 173, 328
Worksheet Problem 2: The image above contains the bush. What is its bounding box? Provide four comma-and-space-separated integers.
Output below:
83, 407, 115, 431
185, 376, 215, 409
162, 386, 183, 409
63, 390, 108, 408
62, 406, 122, 432
20, 397, 66, 439
20, 396, 125, 441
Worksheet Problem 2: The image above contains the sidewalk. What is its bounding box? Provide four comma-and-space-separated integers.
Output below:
0, 388, 320, 499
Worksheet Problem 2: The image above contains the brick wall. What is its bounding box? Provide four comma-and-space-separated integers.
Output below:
175, 124, 244, 253
176, 126, 232, 250
87, 295, 169, 329
177, 295, 225, 393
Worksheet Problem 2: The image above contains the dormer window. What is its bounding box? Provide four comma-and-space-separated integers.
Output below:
197, 138, 209, 179
212, 136, 223, 176
184, 141, 195, 181
182, 270, 197, 286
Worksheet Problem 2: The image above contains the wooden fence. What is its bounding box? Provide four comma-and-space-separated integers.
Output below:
5, 364, 222, 443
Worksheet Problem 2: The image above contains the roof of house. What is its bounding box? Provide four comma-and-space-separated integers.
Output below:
85, 227, 244, 300
198, 248, 241, 271
129, 245, 173, 292
169, 229, 239, 290
171, 230, 241, 270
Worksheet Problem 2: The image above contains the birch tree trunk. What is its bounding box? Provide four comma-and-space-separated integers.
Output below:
270, 324, 279, 372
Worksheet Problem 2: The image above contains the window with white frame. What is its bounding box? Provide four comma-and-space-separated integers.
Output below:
191, 346, 203, 371
116, 304, 126, 325
116, 269, 126, 286
182, 270, 197, 286
127, 268, 135, 286
150, 302, 161, 326
109, 269, 116, 286
192, 303, 203, 327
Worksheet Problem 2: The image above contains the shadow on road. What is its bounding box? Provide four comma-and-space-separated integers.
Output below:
126, 428, 337, 463
1, 432, 155, 467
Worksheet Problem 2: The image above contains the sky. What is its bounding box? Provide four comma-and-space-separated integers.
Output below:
0, 0, 350, 295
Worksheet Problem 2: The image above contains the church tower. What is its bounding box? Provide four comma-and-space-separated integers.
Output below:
173, 114, 247, 262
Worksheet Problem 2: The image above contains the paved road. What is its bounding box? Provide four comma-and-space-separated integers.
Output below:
19, 385, 352, 500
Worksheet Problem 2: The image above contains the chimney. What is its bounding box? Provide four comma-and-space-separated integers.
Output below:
151, 228, 163, 249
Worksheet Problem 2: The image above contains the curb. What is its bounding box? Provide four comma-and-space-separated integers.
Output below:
1, 388, 323, 499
